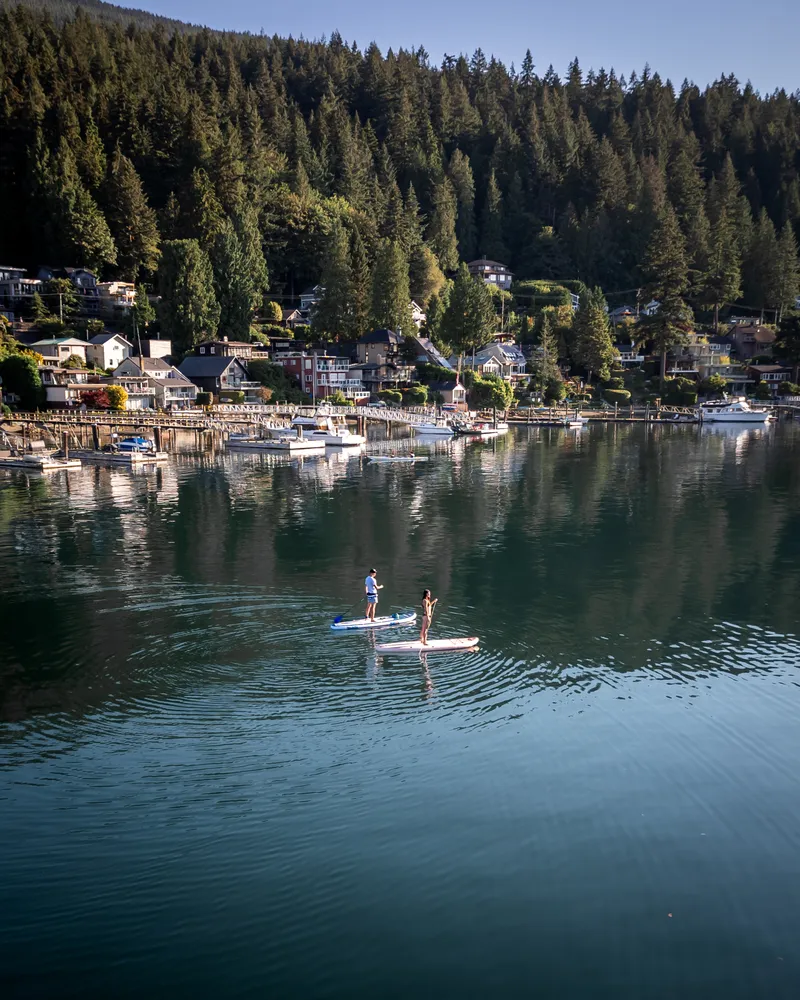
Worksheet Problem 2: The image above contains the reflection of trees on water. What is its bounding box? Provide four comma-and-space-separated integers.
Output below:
2, 425, 800, 725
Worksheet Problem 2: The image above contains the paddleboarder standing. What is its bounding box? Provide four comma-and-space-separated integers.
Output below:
364, 568, 383, 621
420, 589, 438, 645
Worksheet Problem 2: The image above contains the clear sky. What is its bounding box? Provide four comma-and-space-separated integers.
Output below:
131, 0, 799, 94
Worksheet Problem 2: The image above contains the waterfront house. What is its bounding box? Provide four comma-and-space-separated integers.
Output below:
452, 342, 527, 385
467, 259, 513, 290
357, 329, 403, 366
272, 351, 367, 402
86, 332, 132, 371
177, 355, 250, 396
38, 366, 94, 407
114, 356, 198, 409
195, 339, 254, 360
139, 339, 172, 360
613, 341, 645, 367
746, 364, 792, 395
727, 323, 776, 360
428, 380, 468, 408
349, 361, 415, 394
99, 375, 156, 410
31, 337, 89, 365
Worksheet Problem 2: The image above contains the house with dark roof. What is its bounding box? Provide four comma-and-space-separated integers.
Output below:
86, 332, 131, 370
113, 356, 198, 408
357, 329, 403, 365
408, 335, 453, 370
195, 339, 254, 359
282, 307, 305, 329
37, 266, 100, 313
467, 259, 513, 290
746, 364, 793, 395
177, 355, 250, 395
427, 380, 467, 407
299, 285, 324, 317
451, 341, 527, 385
728, 323, 776, 360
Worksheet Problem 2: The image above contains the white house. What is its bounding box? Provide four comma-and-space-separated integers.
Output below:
38, 367, 94, 407
86, 332, 132, 371
114, 356, 197, 409
97, 281, 136, 317
31, 337, 88, 365
299, 285, 324, 317
452, 342, 527, 384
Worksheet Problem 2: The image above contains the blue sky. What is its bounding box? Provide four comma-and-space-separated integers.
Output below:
134, 0, 799, 94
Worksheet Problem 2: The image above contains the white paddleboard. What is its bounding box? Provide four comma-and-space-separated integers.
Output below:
375, 636, 479, 653
331, 612, 416, 631
368, 456, 428, 463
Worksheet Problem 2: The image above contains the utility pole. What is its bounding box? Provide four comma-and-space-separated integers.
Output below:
58, 293, 63, 324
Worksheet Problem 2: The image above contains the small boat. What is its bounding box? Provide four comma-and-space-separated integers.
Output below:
414, 422, 454, 437
368, 455, 428, 464
274, 414, 365, 446
375, 636, 480, 653
229, 436, 326, 453
563, 415, 586, 429
699, 397, 772, 423
117, 435, 157, 453
331, 612, 416, 631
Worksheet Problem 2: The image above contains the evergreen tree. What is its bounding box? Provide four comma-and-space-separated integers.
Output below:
743, 209, 781, 315
31, 292, 50, 320
775, 222, 800, 322
643, 204, 693, 385
211, 221, 256, 341
529, 310, 562, 393
572, 287, 615, 382
409, 244, 446, 307
480, 169, 508, 261
69, 184, 118, 271
313, 221, 353, 339
131, 286, 156, 339
440, 262, 495, 357
370, 239, 414, 335
182, 168, 226, 250
428, 178, 459, 271
157, 239, 220, 355
448, 149, 477, 261
105, 147, 161, 280
698, 209, 741, 329
349, 228, 371, 338
234, 205, 269, 314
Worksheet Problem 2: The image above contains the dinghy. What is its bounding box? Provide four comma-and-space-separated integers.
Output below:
375, 636, 479, 653
330, 612, 416, 631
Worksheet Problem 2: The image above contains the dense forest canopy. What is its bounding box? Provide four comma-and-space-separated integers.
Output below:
1, 0, 799, 338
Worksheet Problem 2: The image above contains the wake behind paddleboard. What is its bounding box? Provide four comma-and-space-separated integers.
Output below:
374, 636, 479, 653
331, 612, 416, 631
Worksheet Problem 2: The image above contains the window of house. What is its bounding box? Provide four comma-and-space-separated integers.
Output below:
200, 347, 205, 354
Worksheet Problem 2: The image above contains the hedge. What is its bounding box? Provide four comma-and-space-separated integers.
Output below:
603, 388, 632, 405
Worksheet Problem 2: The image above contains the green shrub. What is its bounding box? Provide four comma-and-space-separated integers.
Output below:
754, 382, 773, 400
543, 379, 566, 403
324, 390, 352, 406
605, 377, 625, 390
404, 385, 428, 406
377, 389, 403, 405
263, 301, 283, 322
778, 381, 800, 396
220, 390, 245, 404
603, 388, 632, 406
196, 392, 212, 406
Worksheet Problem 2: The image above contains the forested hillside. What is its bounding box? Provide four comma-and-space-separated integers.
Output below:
1, 2, 799, 343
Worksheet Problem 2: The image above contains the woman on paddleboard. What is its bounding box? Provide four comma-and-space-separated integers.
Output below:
365, 568, 383, 621
420, 589, 438, 645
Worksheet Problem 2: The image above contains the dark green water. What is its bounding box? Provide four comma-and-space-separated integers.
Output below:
2, 424, 800, 999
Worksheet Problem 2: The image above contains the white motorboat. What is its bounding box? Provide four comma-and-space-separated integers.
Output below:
414, 421, 454, 437
274, 414, 365, 446
699, 397, 773, 424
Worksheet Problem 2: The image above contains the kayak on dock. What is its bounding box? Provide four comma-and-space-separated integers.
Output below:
330, 611, 416, 631
375, 637, 479, 653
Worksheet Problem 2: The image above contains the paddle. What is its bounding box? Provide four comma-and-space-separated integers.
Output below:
333, 597, 365, 624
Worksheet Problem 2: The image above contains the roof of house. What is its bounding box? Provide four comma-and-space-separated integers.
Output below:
358, 328, 402, 345
467, 259, 512, 271
178, 356, 245, 377
282, 308, 303, 319
428, 380, 462, 391
32, 337, 88, 347
90, 332, 131, 346
300, 284, 323, 296
747, 364, 791, 373
116, 356, 171, 373
412, 336, 452, 369
196, 339, 252, 349
730, 323, 776, 342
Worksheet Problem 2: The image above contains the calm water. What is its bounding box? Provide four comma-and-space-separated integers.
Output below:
2, 424, 800, 999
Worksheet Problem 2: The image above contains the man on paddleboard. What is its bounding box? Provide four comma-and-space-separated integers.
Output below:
420, 589, 438, 645
364, 568, 383, 621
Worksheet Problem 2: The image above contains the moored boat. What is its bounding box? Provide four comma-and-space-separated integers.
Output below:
273, 414, 365, 446
414, 421, 454, 437
699, 397, 772, 423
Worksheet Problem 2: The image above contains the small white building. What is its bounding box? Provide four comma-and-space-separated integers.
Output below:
86, 332, 132, 371
31, 337, 88, 365
410, 300, 427, 329
114, 356, 198, 409
97, 281, 136, 318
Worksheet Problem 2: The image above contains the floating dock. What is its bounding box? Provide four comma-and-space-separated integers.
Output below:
227, 437, 326, 453
73, 450, 169, 465
0, 455, 83, 472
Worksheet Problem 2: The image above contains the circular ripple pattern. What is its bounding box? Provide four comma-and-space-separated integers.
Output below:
3, 426, 800, 999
